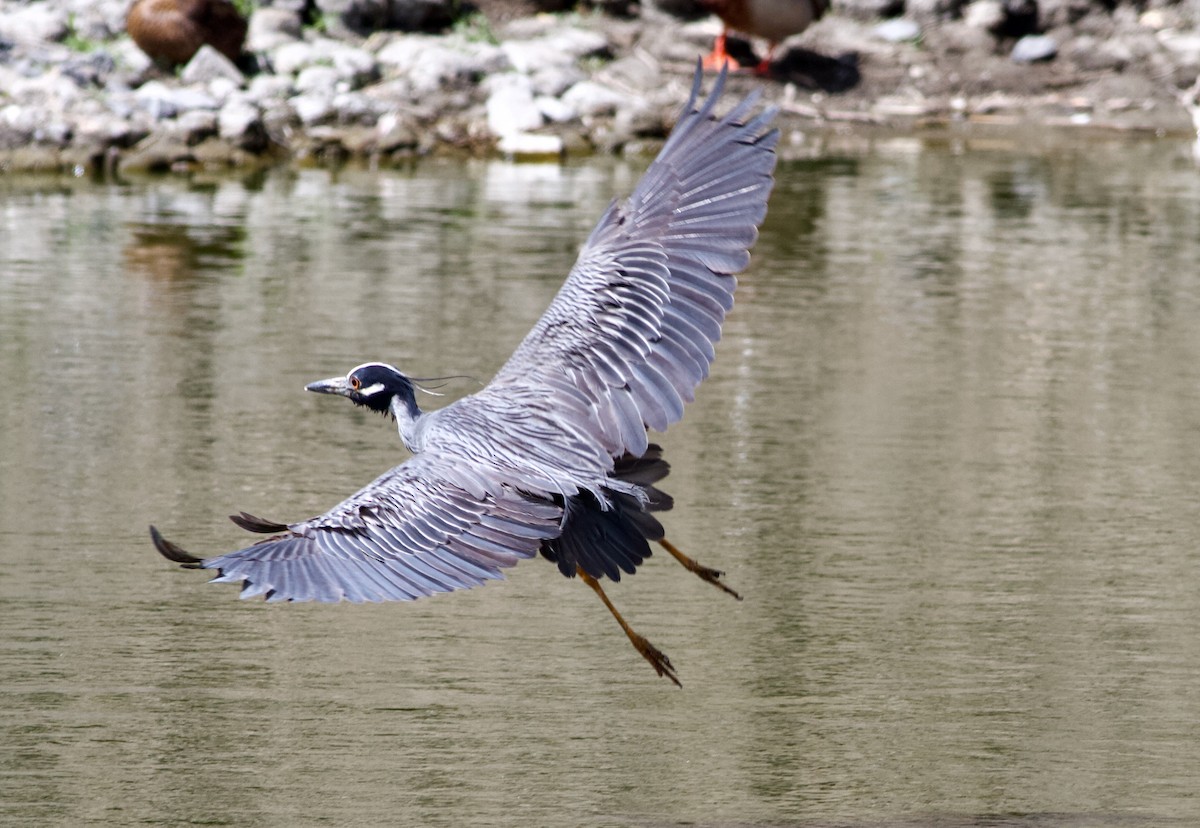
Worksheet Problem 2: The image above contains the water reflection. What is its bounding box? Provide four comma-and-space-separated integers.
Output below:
2, 137, 1200, 826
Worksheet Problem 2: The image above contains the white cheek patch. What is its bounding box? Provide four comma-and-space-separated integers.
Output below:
358, 382, 386, 397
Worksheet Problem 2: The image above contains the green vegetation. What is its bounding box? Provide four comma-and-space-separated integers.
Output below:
452, 10, 498, 45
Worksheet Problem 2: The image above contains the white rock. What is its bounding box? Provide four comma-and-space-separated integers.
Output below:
329, 45, 379, 87
271, 41, 319, 75
376, 35, 508, 94
497, 132, 563, 158
964, 0, 1004, 30
501, 39, 576, 73
544, 28, 609, 59
535, 95, 576, 123
561, 80, 627, 117
0, 4, 69, 44
135, 81, 219, 119
290, 92, 335, 125
486, 75, 542, 137
529, 65, 586, 97
219, 98, 264, 146
247, 7, 303, 52
296, 65, 341, 96
165, 109, 217, 145
873, 18, 921, 42
181, 44, 245, 86
208, 76, 242, 104
332, 91, 379, 123
247, 74, 295, 102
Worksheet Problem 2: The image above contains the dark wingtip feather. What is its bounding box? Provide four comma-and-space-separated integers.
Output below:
150, 525, 205, 568
229, 511, 290, 534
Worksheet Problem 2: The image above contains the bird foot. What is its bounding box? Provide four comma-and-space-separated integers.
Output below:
659, 538, 743, 600
688, 561, 744, 601
630, 631, 681, 688
701, 50, 742, 72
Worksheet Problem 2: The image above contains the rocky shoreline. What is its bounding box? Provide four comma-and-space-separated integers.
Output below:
2, 0, 1200, 175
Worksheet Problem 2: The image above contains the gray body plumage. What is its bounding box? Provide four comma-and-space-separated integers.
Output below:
152, 69, 778, 609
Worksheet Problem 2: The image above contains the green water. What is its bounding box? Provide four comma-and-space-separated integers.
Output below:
2, 136, 1200, 826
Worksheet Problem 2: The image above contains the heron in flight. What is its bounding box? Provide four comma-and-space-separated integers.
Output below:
151, 69, 778, 687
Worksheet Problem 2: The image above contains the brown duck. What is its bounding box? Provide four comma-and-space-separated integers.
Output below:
700, 0, 829, 74
126, 0, 248, 67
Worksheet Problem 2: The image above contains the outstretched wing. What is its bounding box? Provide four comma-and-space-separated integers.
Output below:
486, 68, 779, 459
152, 454, 562, 603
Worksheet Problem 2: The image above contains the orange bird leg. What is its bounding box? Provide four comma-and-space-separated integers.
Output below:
753, 43, 780, 76
701, 28, 743, 72
659, 538, 743, 600
576, 566, 681, 688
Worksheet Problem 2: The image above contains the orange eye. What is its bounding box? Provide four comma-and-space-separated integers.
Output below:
350, 376, 361, 390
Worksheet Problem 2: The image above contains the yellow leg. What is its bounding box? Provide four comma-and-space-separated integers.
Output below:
577, 566, 681, 688
659, 538, 743, 601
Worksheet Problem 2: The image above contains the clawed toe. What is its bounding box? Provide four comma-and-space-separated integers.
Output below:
632, 633, 681, 688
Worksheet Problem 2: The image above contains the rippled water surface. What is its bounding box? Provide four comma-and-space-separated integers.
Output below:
3, 135, 1200, 827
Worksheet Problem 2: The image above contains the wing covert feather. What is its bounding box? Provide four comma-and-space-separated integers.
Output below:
177, 454, 562, 603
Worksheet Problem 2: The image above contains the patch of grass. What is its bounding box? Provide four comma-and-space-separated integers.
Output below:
63, 14, 99, 53
452, 10, 497, 45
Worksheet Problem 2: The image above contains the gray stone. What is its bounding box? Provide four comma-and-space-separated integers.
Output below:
561, 80, 628, 117
331, 91, 380, 124
0, 4, 69, 45
74, 111, 150, 149
601, 55, 663, 93
1011, 33, 1058, 62
174, 109, 219, 145
1158, 30, 1200, 66
376, 35, 509, 94
545, 28, 610, 59
329, 45, 379, 88
258, 0, 309, 14
61, 50, 118, 87
135, 81, 220, 120
247, 7, 304, 52
270, 41, 320, 76
290, 92, 335, 125
296, 64, 342, 96
181, 45, 246, 87
529, 65, 587, 97
219, 98, 268, 150
1065, 34, 1132, 71
536, 95, 577, 123
906, 0, 966, 23
486, 74, 543, 136
964, 0, 1005, 30
501, 29, 609, 74
614, 99, 662, 137
375, 112, 420, 152
496, 131, 563, 158
207, 77, 242, 105
873, 18, 922, 42
501, 39, 578, 74
247, 74, 295, 102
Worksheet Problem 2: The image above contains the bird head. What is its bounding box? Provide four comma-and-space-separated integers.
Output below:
306, 362, 417, 416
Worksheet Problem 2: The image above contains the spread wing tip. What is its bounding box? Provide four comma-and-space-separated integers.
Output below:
150, 525, 205, 568
229, 511, 290, 534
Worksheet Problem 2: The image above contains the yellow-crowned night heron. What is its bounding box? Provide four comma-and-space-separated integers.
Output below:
151, 68, 778, 687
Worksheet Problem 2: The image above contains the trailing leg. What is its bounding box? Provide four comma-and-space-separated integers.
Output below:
577, 566, 681, 688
